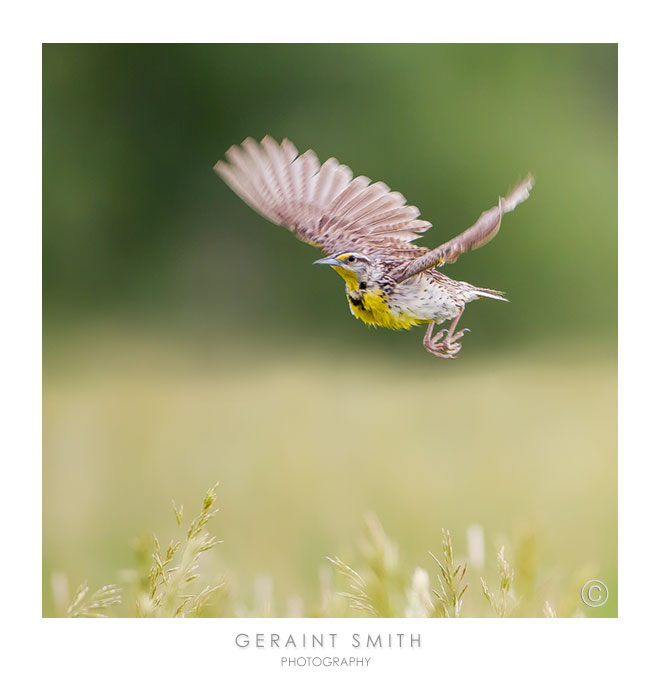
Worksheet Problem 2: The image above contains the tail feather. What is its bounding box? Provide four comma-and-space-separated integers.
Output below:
471, 287, 509, 302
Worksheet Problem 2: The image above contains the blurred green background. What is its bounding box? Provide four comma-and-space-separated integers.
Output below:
43, 44, 617, 617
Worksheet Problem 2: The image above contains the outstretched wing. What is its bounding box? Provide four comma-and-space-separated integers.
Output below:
214, 136, 431, 258
436, 175, 534, 265
392, 175, 534, 283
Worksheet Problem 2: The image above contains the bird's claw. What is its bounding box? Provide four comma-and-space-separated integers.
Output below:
424, 336, 462, 359
426, 343, 461, 359
425, 327, 470, 359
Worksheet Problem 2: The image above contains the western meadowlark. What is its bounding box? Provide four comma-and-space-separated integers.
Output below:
214, 136, 533, 358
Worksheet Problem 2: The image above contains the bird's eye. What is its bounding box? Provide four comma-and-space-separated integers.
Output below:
347, 255, 356, 263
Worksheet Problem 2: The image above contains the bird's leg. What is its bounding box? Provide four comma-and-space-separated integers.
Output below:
423, 309, 470, 359
423, 321, 456, 359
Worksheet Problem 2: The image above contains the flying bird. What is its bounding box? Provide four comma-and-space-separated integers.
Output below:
214, 136, 533, 358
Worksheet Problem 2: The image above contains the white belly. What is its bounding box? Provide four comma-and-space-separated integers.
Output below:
388, 277, 463, 323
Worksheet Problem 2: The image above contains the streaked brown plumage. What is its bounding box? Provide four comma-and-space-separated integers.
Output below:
214, 136, 533, 358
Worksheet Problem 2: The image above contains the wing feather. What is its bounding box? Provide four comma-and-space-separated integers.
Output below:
214, 136, 431, 256
241, 138, 283, 214
392, 174, 535, 282
260, 136, 292, 215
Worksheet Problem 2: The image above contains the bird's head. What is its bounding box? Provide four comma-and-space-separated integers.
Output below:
313, 251, 373, 291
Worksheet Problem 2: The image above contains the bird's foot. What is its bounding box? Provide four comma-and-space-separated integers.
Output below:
423, 327, 470, 359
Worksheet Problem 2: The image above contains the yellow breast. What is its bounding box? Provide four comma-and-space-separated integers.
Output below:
329, 263, 424, 331
347, 288, 423, 330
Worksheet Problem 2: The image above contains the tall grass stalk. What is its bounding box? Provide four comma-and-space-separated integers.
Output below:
481, 546, 516, 617
137, 482, 224, 617
66, 582, 122, 618
429, 528, 468, 617
52, 484, 581, 618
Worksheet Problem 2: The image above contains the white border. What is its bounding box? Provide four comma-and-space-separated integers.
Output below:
3, 0, 658, 680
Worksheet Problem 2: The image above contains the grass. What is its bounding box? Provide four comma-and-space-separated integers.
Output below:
137, 483, 224, 617
429, 529, 469, 617
64, 582, 122, 618
480, 547, 515, 617
43, 333, 617, 617
52, 482, 597, 617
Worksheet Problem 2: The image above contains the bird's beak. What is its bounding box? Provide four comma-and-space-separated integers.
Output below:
313, 256, 342, 267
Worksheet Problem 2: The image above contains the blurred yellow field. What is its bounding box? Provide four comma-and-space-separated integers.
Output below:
43, 334, 616, 617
